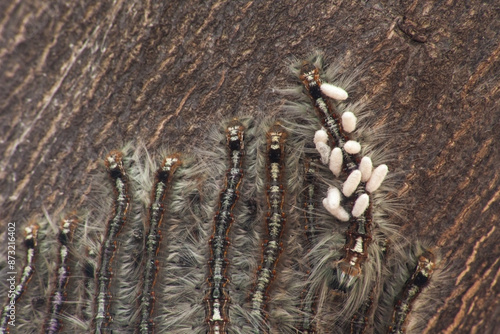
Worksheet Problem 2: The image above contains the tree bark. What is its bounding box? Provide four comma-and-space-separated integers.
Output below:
1, 1, 499, 333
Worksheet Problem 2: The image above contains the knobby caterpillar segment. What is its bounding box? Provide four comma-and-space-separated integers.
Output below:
250, 123, 288, 319
0, 224, 39, 333
205, 120, 246, 334
93, 151, 130, 333
138, 154, 182, 334
336, 189, 373, 291
350, 287, 375, 334
43, 215, 79, 334
388, 251, 435, 334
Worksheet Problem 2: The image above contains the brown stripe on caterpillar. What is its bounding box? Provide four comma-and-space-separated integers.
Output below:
205, 119, 245, 334
388, 251, 435, 334
250, 122, 287, 319
93, 150, 130, 333
299, 61, 360, 172
43, 215, 79, 334
0, 223, 39, 333
138, 154, 182, 334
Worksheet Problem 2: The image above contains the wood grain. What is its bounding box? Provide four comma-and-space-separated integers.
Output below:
1, 1, 499, 333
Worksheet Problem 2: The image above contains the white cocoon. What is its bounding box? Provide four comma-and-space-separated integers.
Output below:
323, 198, 350, 221
326, 187, 341, 209
352, 194, 370, 217
315, 142, 331, 165
320, 83, 348, 100
366, 164, 388, 193
329, 147, 343, 177
314, 129, 328, 144
343, 170, 362, 197
344, 140, 361, 154
342, 111, 357, 133
359, 156, 373, 182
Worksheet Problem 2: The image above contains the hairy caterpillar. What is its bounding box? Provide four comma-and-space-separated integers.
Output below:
205, 120, 246, 334
43, 216, 78, 334
0, 224, 39, 333
250, 123, 288, 319
93, 151, 131, 332
138, 154, 182, 333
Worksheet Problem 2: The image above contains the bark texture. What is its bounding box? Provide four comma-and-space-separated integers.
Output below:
1, 1, 499, 333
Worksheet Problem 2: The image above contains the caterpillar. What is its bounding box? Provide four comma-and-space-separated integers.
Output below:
279, 52, 446, 333
0, 223, 39, 333
388, 251, 435, 334
43, 215, 78, 334
250, 123, 288, 320
93, 151, 131, 332
205, 120, 246, 334
138, 154, 182, 333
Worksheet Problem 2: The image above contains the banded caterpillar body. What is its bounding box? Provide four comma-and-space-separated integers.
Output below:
0, 54, 445, 334
299, 58, 388, 291
205, 120, 246, 334
93, 151, 131, 332
250, 123, 288, 318
43, 216, 78, 334
138, 154, 182, 333
297, 160, 319, 333
388, 251, 435, 334
0, 224, 39, 333
375, 243, 446, 334
281, 52, 437, 332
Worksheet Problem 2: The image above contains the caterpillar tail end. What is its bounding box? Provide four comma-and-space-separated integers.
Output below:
330, 260, 361, 292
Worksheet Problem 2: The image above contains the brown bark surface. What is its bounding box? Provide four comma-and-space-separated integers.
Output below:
1, 1, 499, 333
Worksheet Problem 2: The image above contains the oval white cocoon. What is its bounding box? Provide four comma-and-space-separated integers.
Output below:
342, 111, 357, 133
329, 147, 343, 177
366, 164, 389, 193
320, 83, 348, 100
342, 170, 362, 197
359, 156, 373, 182
344, 140, 361, 154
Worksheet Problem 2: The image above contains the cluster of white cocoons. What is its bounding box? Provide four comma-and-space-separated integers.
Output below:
314, 82, 389, 222
323, 155, 388, 221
